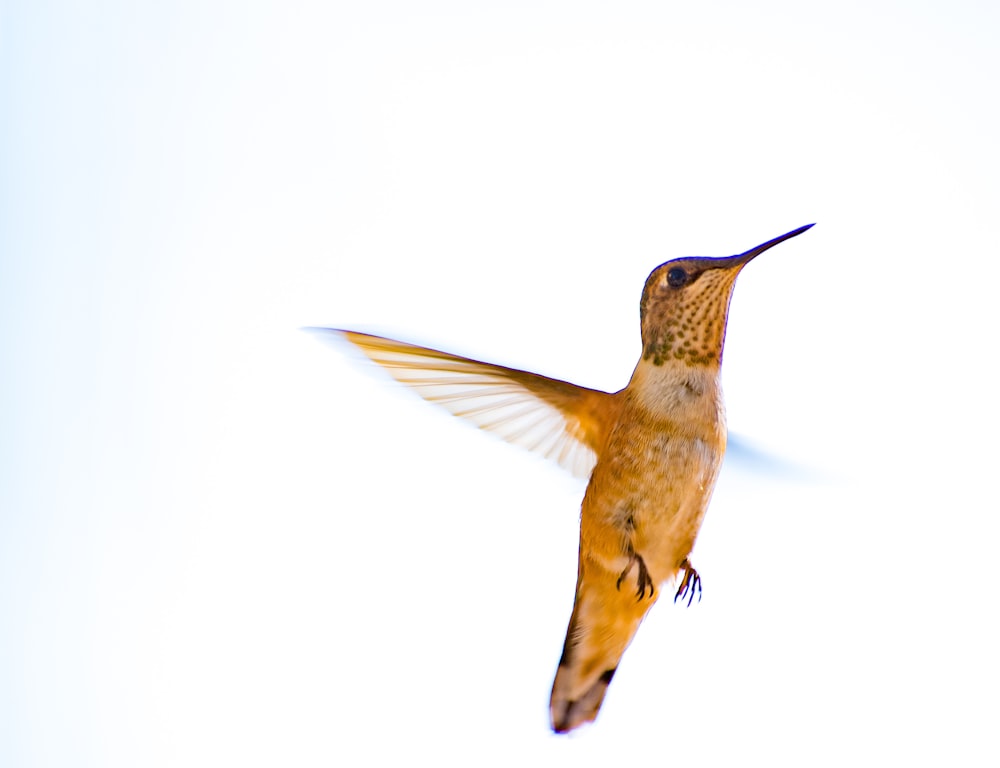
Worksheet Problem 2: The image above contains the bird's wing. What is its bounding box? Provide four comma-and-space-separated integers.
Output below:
307, 328, 616, 479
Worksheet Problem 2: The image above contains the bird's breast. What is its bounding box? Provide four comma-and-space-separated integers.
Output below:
581, 388, 726, 581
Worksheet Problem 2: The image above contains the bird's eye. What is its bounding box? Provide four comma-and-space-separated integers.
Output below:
666, 267, 688, 288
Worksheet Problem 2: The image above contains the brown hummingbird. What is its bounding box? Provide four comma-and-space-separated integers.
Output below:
308, 223, 813, 733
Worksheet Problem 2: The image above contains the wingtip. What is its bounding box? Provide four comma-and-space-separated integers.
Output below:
301, 327, 358, 353
303, 327, 382, 347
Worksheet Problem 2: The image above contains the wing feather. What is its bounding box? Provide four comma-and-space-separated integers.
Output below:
307, 328, 616, 478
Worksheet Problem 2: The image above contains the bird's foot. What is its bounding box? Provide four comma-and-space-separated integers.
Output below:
674, 558, 702, 607
616, 551, 655, 601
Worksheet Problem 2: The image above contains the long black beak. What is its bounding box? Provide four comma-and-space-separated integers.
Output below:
732, 223, 815, 267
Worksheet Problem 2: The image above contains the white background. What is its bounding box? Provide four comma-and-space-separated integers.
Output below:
2, 1, 999, 765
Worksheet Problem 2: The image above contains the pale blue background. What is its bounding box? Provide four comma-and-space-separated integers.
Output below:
2, 1, 998, 765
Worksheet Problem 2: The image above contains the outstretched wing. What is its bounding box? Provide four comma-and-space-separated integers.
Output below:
306, 328, 616, 479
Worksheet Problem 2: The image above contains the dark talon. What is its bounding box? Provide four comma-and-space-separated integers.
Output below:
617, 552, 655, 602
673, 558, 702, 607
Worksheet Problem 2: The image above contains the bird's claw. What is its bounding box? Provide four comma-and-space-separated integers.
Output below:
674, 558, 702, 607
617, 552, 655, 602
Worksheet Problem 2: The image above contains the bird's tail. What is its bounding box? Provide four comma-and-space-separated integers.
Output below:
549, 564, 657, 733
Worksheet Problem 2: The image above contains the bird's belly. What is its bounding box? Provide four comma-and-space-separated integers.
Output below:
583, 430, 724, 583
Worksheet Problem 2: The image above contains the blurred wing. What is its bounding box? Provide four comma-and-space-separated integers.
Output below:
725, 433, 830, 483
307, 328, 616, 479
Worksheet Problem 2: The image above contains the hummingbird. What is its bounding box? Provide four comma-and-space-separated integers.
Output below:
308, 223, 813, 733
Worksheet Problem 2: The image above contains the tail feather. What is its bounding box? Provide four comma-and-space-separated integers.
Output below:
549, 568, 657, 733
551, 665, 618, 733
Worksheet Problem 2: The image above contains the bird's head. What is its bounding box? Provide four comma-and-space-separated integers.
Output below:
639, 224, 814, 368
